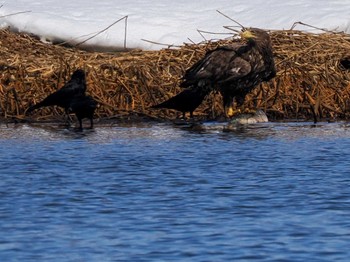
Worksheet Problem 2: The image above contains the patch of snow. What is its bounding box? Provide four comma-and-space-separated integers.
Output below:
0, 0, 349, 50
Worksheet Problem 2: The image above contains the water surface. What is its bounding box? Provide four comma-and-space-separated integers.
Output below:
1, 121, 350, 261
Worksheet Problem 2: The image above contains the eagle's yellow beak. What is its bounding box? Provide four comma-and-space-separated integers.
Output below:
240, 30, 256, 39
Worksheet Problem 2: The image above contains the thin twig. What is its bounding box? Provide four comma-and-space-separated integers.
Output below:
140, 38, 181, 48
124, 15, 128, 49
197, 29, 233, 36
197, 29, 207, 41
223, 26, 241, 34
290, 21, 336, 33
75, 15, 128, 47
216, 10, 245, 29
0, 10, 31, 19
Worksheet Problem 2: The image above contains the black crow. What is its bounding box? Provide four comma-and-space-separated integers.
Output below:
68, 95, 98, 130
27, 69, 87, 114
151, 88, 207, 119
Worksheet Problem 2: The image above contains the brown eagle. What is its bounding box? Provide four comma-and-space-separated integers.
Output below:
181, 27, 276, 117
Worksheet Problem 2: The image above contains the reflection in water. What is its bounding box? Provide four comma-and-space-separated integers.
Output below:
1, 121, 350, 261
2, 120, 350, 142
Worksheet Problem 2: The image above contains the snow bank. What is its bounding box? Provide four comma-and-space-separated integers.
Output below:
0, 0, 349, 50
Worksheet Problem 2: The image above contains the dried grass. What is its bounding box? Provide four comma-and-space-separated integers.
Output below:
1, 27, 350, 122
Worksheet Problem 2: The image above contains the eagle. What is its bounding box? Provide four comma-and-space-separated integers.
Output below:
26, 69, 87, 114
180, 27, 276, 117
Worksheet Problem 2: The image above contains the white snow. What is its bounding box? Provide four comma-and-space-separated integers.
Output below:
0, 0, 349, 51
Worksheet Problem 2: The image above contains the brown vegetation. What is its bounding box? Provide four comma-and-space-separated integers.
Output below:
1, 28, 350, 122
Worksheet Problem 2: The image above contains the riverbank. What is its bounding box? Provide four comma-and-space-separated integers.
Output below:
1, 27, 350, 123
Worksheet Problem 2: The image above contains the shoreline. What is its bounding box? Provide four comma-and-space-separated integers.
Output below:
1, 29, 350, 122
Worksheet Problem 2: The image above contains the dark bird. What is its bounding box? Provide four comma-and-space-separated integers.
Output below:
151, 88, 207, 119
180, 28, 276, 117
340, 57, 350, 70
68, 95, 98, 130
26, 69, 87, 114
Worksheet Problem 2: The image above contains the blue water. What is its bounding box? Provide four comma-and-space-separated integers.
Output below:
1, 121, 350, 261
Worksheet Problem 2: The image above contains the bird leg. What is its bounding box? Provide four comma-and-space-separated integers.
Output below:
64, 113, 73, 127
89, 118, 94, 129
226, 106, 241, 117
64, 108, 76, 127
78, 118, 83, 130
224, 98, 242, 118
242, 108, 258, 114
227, 95, 258, 117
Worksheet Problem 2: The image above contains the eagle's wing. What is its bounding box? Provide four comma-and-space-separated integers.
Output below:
181, 44, 252, 88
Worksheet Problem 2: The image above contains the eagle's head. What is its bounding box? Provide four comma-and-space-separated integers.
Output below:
240, 28, 268, 41
240, 29, 255, 40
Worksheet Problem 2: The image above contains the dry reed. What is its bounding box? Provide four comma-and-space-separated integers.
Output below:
1, 27, 350, 122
